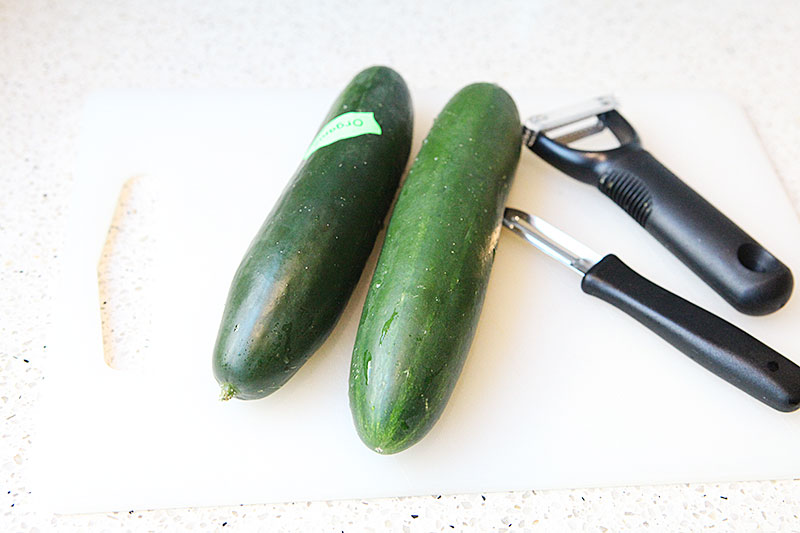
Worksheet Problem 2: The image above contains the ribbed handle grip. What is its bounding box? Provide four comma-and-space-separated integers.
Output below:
597, 149, 793, 316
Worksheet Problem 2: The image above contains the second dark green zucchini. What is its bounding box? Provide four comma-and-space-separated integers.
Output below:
349, 83, 522, 453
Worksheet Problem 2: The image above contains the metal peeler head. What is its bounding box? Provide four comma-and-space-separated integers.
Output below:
522, 95, 638, 150
524, 95, 617, 138
522, 95, 640, 184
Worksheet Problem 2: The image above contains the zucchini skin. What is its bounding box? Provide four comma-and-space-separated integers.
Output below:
213, 66, 413, 400
349, 83, 522, 453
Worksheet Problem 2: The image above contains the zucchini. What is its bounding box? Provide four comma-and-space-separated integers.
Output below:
213, 66, 413, 400
348, 83, 522, 453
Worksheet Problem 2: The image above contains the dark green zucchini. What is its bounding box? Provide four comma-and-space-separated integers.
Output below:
348, 83, 522, 453
213, 66, 413, 400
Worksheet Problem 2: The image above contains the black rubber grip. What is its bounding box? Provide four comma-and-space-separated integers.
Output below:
596, 149, 793, 316
581, 254, 800, 412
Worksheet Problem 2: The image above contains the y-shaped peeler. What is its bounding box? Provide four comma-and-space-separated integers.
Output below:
523, 96, 793, 316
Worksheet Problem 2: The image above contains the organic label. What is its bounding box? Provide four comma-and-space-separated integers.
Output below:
303, 112, 382, 159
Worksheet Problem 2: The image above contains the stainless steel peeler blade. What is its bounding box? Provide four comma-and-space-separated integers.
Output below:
523, 95, 618, 144
502, 208, 600, 275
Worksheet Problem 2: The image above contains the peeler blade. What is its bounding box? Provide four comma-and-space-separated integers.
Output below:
502, 208, 602, 275
523, 95, 618, 143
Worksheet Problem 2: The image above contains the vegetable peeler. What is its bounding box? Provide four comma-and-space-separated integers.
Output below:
522, 96, 793, 316
502, 207, 800, 412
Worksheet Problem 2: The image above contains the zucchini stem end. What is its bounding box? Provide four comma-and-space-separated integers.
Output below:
219, 382, 238, 401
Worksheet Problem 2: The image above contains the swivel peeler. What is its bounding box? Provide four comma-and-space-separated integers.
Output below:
503, 207, 800, 412
523, 96, 793, 316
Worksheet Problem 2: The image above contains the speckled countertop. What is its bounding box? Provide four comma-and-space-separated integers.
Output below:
3, 1, 800, 531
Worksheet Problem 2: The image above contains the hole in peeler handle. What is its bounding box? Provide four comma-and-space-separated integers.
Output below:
737, 242, 781, 274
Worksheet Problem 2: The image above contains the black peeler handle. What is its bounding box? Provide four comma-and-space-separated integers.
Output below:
531, 110, 793, 316
598, 147, 793, 315
582, 254, 800, 412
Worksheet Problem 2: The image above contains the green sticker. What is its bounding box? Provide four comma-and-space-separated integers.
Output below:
303, 111, 382, 160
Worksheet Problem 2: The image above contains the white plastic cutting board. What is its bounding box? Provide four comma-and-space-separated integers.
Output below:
33, 88, 800, 514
